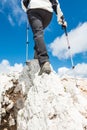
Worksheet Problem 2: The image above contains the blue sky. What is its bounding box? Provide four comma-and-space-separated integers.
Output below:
0, 0, 87, 77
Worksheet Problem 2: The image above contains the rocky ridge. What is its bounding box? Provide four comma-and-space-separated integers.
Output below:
0, 59, 87, 130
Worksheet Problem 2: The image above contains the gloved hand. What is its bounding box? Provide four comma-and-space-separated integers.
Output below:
21, 0, 28, 12
58, 15, 67, 28
56, 3, 67, 28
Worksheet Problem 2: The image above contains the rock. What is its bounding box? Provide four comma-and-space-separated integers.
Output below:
9, 114, 15, 126
14, 84, 22, 93
17, 60, 87, 130
1, 108, 6, 117
19, 59, 40, 95
15, 98, 24, 110
6, 100, 14, 112
1, 59, 87, 130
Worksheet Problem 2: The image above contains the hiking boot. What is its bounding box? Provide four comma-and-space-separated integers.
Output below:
39, 62, 51, 75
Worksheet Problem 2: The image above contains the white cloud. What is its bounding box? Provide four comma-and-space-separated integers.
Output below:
0, 0, 26, 25
50, 22, 87, 59
58, 63, 87, 78
8, 15, 15, 26
0, 60, 87, 78
0, 59, 23, 74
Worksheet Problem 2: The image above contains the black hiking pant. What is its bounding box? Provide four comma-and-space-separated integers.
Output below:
27, 9, 52, 66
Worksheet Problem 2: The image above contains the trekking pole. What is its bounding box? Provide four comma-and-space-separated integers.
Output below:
0, 95, 1, 125
63, 26, 75, 69
62, 25, 78, 87
26, 20, 29, 63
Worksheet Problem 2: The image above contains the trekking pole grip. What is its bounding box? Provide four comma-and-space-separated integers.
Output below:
62, 25, 67, 36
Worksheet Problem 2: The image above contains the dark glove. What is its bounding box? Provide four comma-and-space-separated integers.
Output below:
23, 0, 29, 8
21, 0, 29, 12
